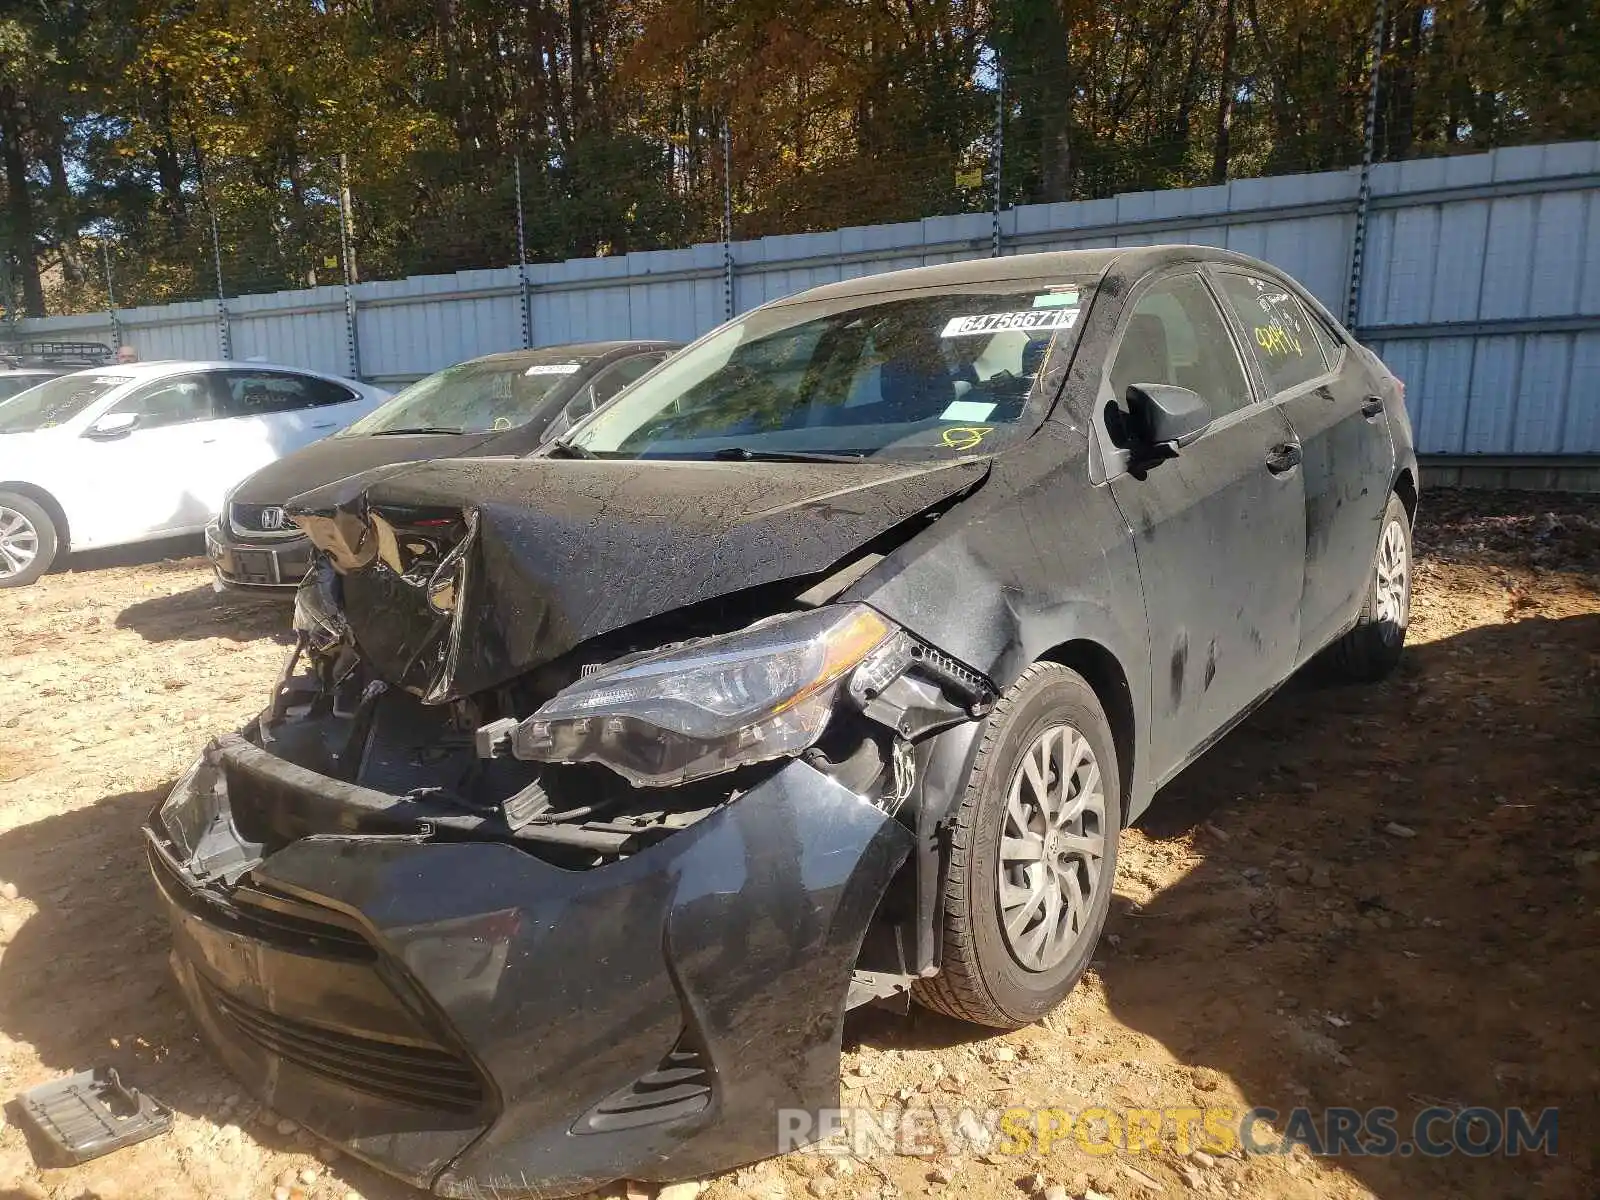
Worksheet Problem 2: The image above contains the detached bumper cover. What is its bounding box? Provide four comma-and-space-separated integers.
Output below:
148, 740, 912, 1197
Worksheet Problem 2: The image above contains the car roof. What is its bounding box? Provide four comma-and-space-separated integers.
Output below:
766, 245, 1280, 307
38, 360, 365, 386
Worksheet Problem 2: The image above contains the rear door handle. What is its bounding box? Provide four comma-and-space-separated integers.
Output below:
1361, 396, 1385, 420
1266, 442, 1303, 476
311, 422, 336, 431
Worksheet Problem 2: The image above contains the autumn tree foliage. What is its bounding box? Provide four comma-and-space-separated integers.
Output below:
1, 0, 1594, 315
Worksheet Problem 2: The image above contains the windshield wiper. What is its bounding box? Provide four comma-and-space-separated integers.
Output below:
367, 425, 464, 436
709, 446, 867, 464
546, 438, 597, 459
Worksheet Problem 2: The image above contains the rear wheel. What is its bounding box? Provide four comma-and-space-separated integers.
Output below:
1329, 492, 1412, 681
0, 492, 57, 589
912, 663, 1121, 1029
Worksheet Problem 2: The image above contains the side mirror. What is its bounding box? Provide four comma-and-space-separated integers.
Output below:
1125, 383, 1212, 454
85, 412, 140, 440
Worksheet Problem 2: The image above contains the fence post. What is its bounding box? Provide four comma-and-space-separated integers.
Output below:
337, 154, 363, 379
992, 63, 1005, 258
514, 156, 533, 349
101, 239, 122, 352
1346, 0, 1387, 328
722, 119, 735, 321
209, 207, 232, 360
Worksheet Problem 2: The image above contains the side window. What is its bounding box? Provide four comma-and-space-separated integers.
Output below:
1308, 310, 1344, 371
217, 371, 351, 419
109, 374, 217, 429
1215, 272, 1328, 395
1109, 274, 1253, 419
562, 354, 665, 426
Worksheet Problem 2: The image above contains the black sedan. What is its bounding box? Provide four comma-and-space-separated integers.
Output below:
149, 246, 1415, 1195
206, 340, 676, 590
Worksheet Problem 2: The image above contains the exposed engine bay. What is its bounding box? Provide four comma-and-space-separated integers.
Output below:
260, 541, 993, 871
221, 456, 994, 876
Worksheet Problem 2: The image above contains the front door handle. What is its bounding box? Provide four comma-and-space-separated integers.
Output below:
1360, 396, 1385, 420
311, 422, 336, 431
1266, 442, 1303, 476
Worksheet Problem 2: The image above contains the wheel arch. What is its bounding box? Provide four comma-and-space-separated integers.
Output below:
1392, 466, 1418, 525
0, 481, 70, 553
1035, 638, 1137, 826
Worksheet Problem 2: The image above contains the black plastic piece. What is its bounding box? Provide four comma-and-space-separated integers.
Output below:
0, 340, 112, 368
15, 1068, 173, 1165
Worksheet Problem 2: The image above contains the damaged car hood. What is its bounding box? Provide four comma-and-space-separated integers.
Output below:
287, 456, 989, 702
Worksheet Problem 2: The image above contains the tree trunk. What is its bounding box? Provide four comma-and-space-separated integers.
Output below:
1212, 0, 1236, 183
0, 85, 45, 317
1040, 126, 1073, 202
153, 76, 189, 233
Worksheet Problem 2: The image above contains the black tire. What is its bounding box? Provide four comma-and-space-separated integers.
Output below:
0, 491, 59, 589
912, 662, 1121, 1029
1329, 492, 1412, 682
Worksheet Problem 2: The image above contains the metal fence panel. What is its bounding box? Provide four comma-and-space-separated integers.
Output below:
12, 141, 1599, 457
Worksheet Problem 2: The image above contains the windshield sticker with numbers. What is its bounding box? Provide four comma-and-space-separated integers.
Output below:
940, 309, 1078, 338
525, 363, 583, 376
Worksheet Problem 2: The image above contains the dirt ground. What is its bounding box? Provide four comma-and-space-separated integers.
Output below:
0, 489, 1597, 1200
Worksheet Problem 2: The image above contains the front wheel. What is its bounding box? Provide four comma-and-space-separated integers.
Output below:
0, 492, 58, 589
1329, 491, 1412, 681
912, 663, 1121, 1029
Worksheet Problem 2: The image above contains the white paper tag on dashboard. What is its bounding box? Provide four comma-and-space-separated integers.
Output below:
525, 363, 582, 376
941, 399, 998, 421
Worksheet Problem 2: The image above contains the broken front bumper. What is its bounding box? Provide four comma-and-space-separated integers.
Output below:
146, 737, 912, 1197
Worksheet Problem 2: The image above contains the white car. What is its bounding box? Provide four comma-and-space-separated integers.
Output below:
0, 360, 389, 587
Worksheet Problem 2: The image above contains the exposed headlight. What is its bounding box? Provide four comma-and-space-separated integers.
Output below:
513, 604, 897, 786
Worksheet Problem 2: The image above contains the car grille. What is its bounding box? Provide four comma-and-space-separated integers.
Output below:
202, 979, 486, 1114
229, 503, 297, 538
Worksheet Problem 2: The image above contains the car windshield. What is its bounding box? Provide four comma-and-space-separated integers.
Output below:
0, 373, 125, 433
343, 355, 598, 436
567, 281, 1093, 460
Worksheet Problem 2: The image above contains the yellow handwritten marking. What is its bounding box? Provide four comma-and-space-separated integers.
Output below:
941, 425, 993, 451
1254, 321, 1304, 359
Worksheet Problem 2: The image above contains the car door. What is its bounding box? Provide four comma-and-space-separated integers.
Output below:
1101, 271, 1308, 781
1211, 269, 1395, 659
71, 372, 232, 543
213, 370, 364, 495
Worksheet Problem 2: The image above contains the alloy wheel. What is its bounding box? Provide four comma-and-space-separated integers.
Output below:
1374, 518, 1410, 645
997, 723, 1108, 972
0, 506, 39, 579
